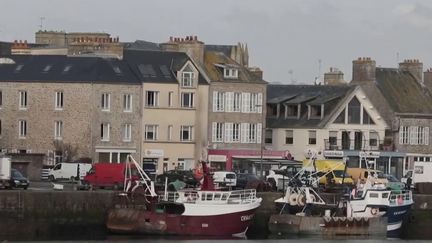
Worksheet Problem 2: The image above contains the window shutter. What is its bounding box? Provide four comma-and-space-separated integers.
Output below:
409, 126, 415, 145
257, 123, 262, 144
399, 126, 404, 145
213, 91, 218, 112
257, 93, 263, 113
241, 123, 247, 143
425, 127, 430, 145
241, 93, 247, 113
221, 92, 225, 112
224, 123, 232, 143
245, 93, 251, 113
212, 122, 217, 142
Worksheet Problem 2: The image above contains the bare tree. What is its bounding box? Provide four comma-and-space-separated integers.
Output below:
52, 140, 78, 162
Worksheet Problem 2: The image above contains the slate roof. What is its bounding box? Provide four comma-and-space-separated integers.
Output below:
205, 45, 233, 57
203, 51, 266, 84
375, 68, 432, 114
0, 55, 138, 83
267, 84, 354, 128
123, 49, 207, 84
122, 40, 161, 51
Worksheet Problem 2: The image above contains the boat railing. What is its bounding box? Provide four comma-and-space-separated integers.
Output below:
389, 190, 413, 206
160, 189, 258, 205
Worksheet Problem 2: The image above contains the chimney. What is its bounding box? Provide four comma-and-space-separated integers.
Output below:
324, 67, 345, 85
248, 67, 263, 79
399, 59, 423, 83
160, 35, 205, 64
424, 68, 432, 91
352, 57, 376, 83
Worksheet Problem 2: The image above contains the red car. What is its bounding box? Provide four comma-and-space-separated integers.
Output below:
83, 163, 139, 190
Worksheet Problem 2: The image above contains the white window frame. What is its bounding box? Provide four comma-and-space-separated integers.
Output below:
146, 91, 159, 107
181, 92, 194, 108
123, 94, 132, 112
123, 124, 132, 142
250, 93, 258, 113
182, 72, 194, 87
55, 91, 64, 110
212, 122, 224, 143
241, 93, 250, 113
233, 92, 241, 112
101, 93, 110, 111
180, 125, 193, 141
19, 91, 27, 110
213, 91, 225, 112
399, 126, 409, 145
101, 123, 110, 141
224, 68, 238, 79
54, 121, 63, 140
145, 125, 158, 141
232, 123, 240, 143
19, 120, 27, 138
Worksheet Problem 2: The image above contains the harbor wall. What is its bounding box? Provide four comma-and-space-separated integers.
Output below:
0, 191, 431, 240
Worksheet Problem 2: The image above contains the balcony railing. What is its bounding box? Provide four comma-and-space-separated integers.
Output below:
324, 139, 394, 151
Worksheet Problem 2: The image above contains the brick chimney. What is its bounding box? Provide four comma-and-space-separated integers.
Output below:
160, 35, 204, 64
399, 59, 423, 83
324, 67, 345, 85
424, 68, 432, 91
352, 57, 376, 83
248, 67, 263, 79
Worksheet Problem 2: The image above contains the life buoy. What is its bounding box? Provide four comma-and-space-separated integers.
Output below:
289, 193, 298, 206
307, 194, 316, 203
370, 207, 379, 216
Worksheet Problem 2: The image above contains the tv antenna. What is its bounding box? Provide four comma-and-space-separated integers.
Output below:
39, 17, 46, 30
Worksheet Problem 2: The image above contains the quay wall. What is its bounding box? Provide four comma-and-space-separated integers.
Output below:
0, 191, 431, 240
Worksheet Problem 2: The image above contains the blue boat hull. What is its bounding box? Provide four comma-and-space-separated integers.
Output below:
385, 204, 412, 238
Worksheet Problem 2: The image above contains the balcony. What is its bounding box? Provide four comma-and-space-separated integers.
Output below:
324, 139, 393, 151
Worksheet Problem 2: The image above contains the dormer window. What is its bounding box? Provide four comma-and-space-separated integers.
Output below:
42, 65, 52, 73
224, 68, 238, 79
182, 71, 194, 87
286, 104, 299, 118
309, 105, 323, 119
15, 64, 24, 73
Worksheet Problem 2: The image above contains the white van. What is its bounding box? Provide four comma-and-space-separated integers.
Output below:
213, 171, 237, 187
48, 163, 92, 181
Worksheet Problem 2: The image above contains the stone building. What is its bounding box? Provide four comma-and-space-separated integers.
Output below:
351, 57, 432, 178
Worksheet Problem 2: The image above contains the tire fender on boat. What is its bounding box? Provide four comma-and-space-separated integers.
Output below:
370, 207, 379, 216
297, 194, 306, 206
289, 193, 298, 206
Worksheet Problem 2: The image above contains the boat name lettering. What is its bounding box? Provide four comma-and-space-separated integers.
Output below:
393, 210, 407, 215
241, 214, 254, 221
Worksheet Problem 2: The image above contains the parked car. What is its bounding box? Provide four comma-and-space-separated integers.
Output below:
213, 171, 237, 187
384, 174, 405, 190
82, 163, 139, 190
10, 169, 29, 190
48, 162, 92, 181
236, 173, 272, 192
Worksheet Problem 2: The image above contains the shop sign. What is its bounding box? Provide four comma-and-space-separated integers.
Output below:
323, 150, 344, 157
144, 149, 164, 158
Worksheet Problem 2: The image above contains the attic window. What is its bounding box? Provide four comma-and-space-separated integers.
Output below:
138, 64, 156, 78
15, 64, 24, 72
113, 66, 122, 75
286, 104, 299, 118
224, 68, 238, 79
63, 65, 72, 73
42, 65, 52, 73
309, 105, 322, 119
182, 72, 194, 87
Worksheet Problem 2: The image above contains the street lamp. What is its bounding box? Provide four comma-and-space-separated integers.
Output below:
256, 103, 265, 178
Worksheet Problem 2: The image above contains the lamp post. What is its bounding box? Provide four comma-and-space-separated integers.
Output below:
256, 103, 265, 178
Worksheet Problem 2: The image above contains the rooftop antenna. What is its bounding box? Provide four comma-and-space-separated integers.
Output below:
39, 17, 46, 30
288, 69, 294, 84
317, 59, 322, 84
396, 52, 400, 64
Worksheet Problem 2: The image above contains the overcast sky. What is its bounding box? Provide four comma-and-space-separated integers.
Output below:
1, 0, 432, 84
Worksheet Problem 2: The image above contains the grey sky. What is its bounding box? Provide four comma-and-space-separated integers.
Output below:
1, 0, 432, 84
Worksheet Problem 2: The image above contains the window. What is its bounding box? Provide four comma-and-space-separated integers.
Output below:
0, 90, 2, 107
247, 123, 257, 143
182, 72, 194, 87
369, 132, 379, 147
400, 126, 429, 145
123, 94, 132, 112
19, 120, 27, 138
145, 125, 158, 140
146, 91, 159, 107
310, 105, 322, 119
308, 130, 317, 145
212, 122, 224, 142
399, 126, 409, 145
63, 65, 72, 73
54, 121, 63, 140
348, 97, 361, 124
286, 105, 298, 118
232, 123, 240, 142
101, 93, 110, 111
329, 131, 337, 149
250, 93, 258, 112
19, 91, 27, 109
55, 91, 63, 110
224, 68, 238, 79
42, 65, 52, 73
123, 124, 132, 142
363, 109, 375, 124
233, 92, 241, 112
101, 123, 110, 141
285, 130, 293, 144
181, 126, 193, 141
241, 93, 250, 113
213, 91, 224, 112
334, 108, 345, 123
265, 129, 273, 144
168, 92, 173, 107
168, 125, 173, 141
181, 92, 194, 108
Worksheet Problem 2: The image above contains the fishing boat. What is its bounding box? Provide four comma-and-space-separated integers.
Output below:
106, 155, 262, 237
270, 153, 413, 238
